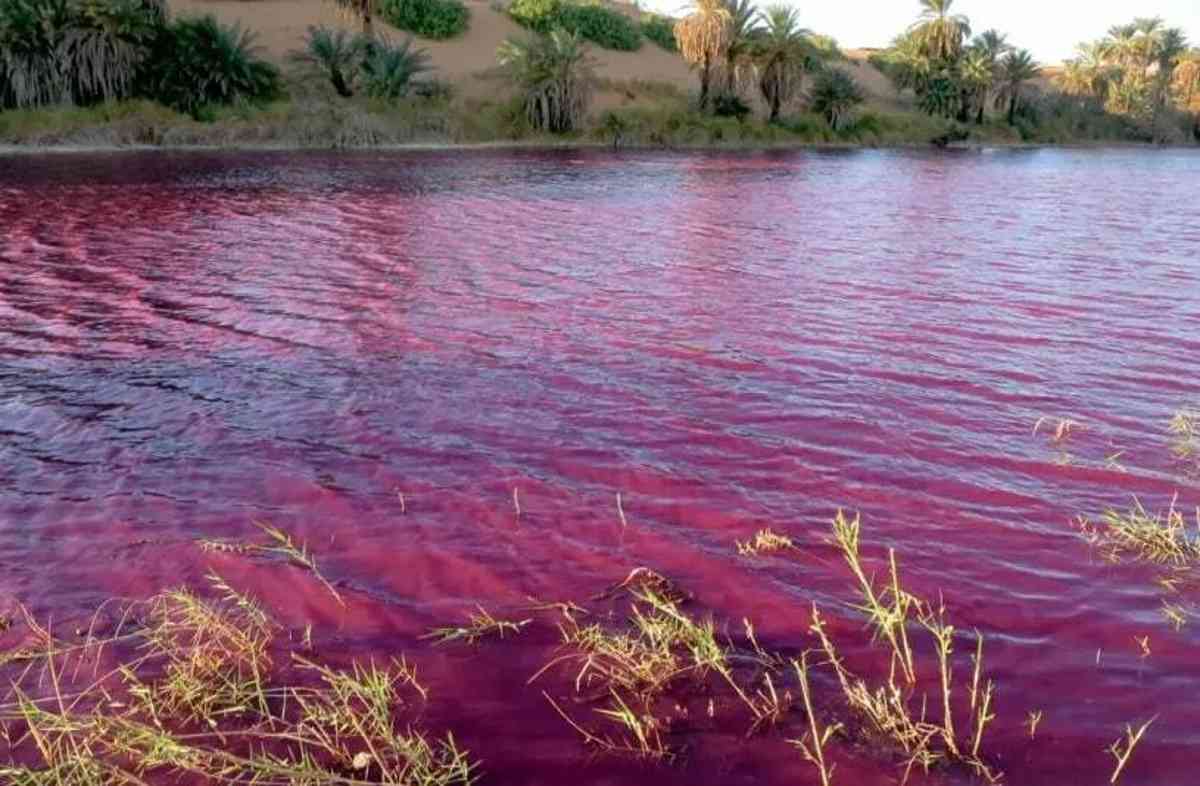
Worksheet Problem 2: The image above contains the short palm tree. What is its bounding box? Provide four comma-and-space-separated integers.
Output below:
753, 4, 814, 123
808, 68, 863, 130
995, 48, 1038, 124
291, 25, 362, 97
909, 0, 970, 62
674, 0, 732, 111
497, 29, 594, 133
360, 34, 431, 98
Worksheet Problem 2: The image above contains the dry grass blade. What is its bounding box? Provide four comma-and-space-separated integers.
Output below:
736, 528, 796, 557
424, 607, 532, 645
1026, 709, 1043, 738
1109, 717, 1155, 784
199, 522, 345, 606
789, 652, 841, 786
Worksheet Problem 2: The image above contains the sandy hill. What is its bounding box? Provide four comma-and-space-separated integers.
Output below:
171, 0, 907, 111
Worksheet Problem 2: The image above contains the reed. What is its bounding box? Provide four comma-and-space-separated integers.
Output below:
830, 511, 917, 683
789, 652, 841, 786
1169, 407, 1198, 460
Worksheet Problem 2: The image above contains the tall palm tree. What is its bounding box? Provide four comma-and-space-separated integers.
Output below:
675, 0, 732, 111
909, 0, 970, 62
752, 4, 813, 122
720, 0, 758, 96
995, 48, 1038, 124
960, 49, 993, 123
1174, 49, 1200, 111
972, 29, 1010, 62
497, 29, 594, 133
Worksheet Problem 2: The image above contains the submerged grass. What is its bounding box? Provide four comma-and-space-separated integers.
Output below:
1078, 498, 1200, 566
424, 608, 531, 645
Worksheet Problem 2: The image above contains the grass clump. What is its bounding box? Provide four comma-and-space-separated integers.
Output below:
1108, 718, 1155, 784
736, 527, 796, 557
1078, 498, 1200, 566
382, 0, 470, 41
424, 607, 531, 645
0, 578, 478, 786
1170, 407, 1199, 466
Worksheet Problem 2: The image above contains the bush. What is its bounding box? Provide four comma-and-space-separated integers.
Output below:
508, 0, 641, 51
146, 16, 280, 119
382, 0, 469, 41
639, 13, 676, 51
508, 0, 560, 31
554, 5, 640, 51
712, 94, 750, 120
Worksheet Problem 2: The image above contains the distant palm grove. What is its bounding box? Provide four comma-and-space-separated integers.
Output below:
1, 0, 1198, 146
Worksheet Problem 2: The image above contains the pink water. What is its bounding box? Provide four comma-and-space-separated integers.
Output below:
2, 148, 1199, 785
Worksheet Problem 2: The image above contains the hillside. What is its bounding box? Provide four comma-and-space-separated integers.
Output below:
170, 0, 908, 112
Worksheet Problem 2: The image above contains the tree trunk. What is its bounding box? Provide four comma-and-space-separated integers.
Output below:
699, 55, 711, 111
331, 69, 353, 98
1007, 94, 1016, 125
769, 90, 780, 123
361, 0, 373, 37
957, 88, 970, 123
975, 91, 984, 124
725, 54, 737, 96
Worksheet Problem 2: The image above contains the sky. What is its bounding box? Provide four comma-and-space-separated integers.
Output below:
643, 0, 1200, 64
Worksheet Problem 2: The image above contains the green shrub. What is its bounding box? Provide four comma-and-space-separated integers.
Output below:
509, 0, 641, 51
146, 16, 280, 119
639, 13, 675, 51
508, 0, 560, 32
554, 4, 640, 51
382, 0, 469, 41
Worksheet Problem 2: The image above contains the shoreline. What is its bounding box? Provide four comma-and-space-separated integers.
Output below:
1, 139, 1188, 157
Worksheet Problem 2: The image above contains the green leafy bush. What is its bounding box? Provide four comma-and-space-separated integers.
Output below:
508, 0, 641, 51
508, 0, 561, 32
146, 16, 280, 119
382, 0, 469, 41
808, 68, 864, 130
554, 4, 640, 51
639, 13, 675, 51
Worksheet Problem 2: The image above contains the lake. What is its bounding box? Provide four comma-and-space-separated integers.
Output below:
2, 147, 1199, 785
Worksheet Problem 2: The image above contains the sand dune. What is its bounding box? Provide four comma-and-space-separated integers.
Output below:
171, 0, 905, 109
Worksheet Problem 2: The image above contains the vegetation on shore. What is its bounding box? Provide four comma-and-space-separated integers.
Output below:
1, 0, 1197, 149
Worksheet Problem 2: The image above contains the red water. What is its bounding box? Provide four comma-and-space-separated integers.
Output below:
2, 148, 1199, 785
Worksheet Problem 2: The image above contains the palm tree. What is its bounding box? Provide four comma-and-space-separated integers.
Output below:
497, 29, 594, 133
995, 48, 1038, 124
720, 0, 758, 97
960, 49, 993, 123
1174, 49, 1200, 111
291, 25, 362, 97
753, 4, 814, 122
808, 68, 863, 130
674, 0, 732, 111
909, 0, 970, 62
972, 29, 1010, 62
360, 34, 431, 98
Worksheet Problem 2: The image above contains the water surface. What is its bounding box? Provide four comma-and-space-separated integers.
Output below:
2, 148, 1199, 785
